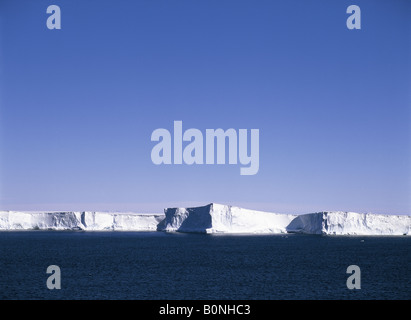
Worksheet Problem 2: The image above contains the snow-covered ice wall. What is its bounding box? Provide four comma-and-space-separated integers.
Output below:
0, 211, 164, 231
160, 203, 297, 234
1, 205, 410, 235
160, 204, 410, 235
81, 212, 165, 231
0, 211, 83, 230
286, 211, 411, 235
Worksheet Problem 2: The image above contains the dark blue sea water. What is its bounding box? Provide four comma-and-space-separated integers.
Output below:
0, 232, 409, 300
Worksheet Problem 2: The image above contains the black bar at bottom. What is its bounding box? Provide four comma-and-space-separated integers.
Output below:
0, 300, 406, 318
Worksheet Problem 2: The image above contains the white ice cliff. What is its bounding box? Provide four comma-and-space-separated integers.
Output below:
1, 204, 410, 235
159, 203, 296, 234
0, 211, 164, 231
286, 211, 411, 235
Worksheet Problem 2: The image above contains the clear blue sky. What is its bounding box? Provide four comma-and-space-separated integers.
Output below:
0, 0, 410, 214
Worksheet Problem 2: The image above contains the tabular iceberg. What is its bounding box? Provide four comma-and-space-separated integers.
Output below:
286, 211, 411, 235
159, 203, 296, 234
0, 211, 164, 231
1, 204, 410, 235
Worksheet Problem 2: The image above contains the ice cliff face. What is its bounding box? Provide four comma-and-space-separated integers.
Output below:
1, 204, 410, 235
81, 212, 164, 231
0, 211, 164, 231
286, 211, 411, 235
160, 203, 297, 234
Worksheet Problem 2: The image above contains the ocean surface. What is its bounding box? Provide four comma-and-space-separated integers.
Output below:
0, 232, 409, 300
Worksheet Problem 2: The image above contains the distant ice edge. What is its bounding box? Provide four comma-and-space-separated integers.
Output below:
1, 203, 410, 235
0, 211, 165, 231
